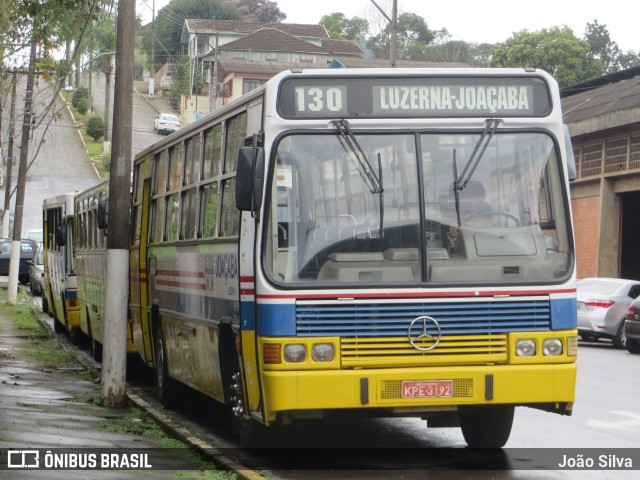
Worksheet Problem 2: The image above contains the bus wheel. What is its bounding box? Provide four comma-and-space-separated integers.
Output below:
458, 405, 514, 448
41, 296, 49, 315
88, 319, 102, 362
69, 327, 82, 345
154, 327, 181, 408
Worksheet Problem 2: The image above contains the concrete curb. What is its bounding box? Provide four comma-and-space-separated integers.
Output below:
127, 391, 267, 480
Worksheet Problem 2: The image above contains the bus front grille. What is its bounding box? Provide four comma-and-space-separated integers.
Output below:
296, 298, 549, 367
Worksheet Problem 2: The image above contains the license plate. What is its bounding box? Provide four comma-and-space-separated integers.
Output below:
402, 380, 454, 398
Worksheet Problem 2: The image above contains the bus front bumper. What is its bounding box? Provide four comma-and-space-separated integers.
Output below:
260, 362, 576, 421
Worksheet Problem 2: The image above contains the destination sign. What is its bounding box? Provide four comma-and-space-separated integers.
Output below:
278, 75, 551, 119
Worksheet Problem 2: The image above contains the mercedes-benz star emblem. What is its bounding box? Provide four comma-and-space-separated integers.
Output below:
407, 316, 442, 351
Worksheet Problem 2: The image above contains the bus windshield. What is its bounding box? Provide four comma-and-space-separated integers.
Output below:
264, 130, 571, 286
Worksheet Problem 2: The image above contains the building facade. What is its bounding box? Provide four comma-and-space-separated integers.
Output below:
562, 67, 640, 280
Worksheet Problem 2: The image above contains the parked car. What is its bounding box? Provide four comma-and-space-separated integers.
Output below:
153, 113, 180, 134
624, 297, 640, 354
577, 277, 640, 348
28, 244, 44, 295
0, 239, 38, 284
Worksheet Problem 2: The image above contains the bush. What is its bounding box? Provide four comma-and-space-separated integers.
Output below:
72, 87, 88, 109
77, 96, 88, 116
86, 116, 104, 141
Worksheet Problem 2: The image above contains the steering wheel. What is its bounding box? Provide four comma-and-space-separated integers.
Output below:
466, 211, 520, 227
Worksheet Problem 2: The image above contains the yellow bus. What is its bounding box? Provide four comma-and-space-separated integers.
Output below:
129, 68, 578, 447
42, 192, 81, 342
74, 180, 137, 361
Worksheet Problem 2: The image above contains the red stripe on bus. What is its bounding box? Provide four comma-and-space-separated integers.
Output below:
156, 279, 207, 290
156, 270, 204, 278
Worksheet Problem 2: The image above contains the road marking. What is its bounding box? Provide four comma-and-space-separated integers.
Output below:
587, 411, 640, 429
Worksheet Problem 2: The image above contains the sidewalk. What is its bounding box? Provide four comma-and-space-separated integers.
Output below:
0, 288, 230, 479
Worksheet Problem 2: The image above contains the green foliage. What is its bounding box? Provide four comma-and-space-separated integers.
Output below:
367, 12, 437, 60
86, 115, 104, 141
583, 20, 640, 73
144, 0, 242, 70
420, 41, 493, 67
76, 96, 88, 115
72, 86, 88, 109
489, 27, 605, 87
320, 12, 369, 41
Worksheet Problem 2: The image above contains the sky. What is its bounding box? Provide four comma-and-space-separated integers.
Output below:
137, 0, 639, 53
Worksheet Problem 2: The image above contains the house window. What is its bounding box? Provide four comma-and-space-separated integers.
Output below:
243, 78, 265, 94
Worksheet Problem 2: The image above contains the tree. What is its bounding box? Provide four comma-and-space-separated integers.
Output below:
583, 20, 640, 73
320, 12, 369, 41
420, 41, 493, 67
489, 27, 605, 87
366, 12, 437, 60
86, 115, 104, 141
147, 0, 242, 68
223, 0, 286, 22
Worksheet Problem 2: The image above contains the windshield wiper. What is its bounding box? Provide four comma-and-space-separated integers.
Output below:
332, 120, 383, 194
455, 118, 501, 190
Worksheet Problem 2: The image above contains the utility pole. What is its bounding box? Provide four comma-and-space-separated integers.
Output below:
2, 72, 17, 239
7, 42, 37, 305
149, 0, 155, 97
370, 0, 398, 67
101, 0, 134, 407
208, 33, 218, 113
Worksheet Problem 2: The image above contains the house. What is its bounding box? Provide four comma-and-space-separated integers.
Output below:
178, 19, 364, 119
176, 19, 469, 121
561, 66, 640, 280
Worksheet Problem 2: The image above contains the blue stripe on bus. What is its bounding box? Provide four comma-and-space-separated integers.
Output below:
257, 303, 297, 336
550, 297, 577, 330
65, 290, 77, 300
241, 300, 256, 331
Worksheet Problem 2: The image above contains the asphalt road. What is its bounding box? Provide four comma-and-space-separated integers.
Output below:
1, 75, 101, 234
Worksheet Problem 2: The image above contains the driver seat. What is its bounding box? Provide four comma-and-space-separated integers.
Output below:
439, 180, 492, 226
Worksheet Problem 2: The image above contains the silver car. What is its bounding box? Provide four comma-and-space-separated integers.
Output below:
577, 277, 640, 348
28, 244, 45, 295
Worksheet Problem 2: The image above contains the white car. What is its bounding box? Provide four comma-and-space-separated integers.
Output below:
154, 113, 180, 134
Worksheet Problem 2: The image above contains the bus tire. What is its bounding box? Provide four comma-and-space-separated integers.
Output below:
459, 405, 514, 448
88, 319, 103, 362
153, 325, 181, 408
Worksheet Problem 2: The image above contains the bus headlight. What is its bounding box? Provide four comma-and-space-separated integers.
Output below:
283, 344, 306, 363
311, 343, 335, 362
516, 339, 536, 356
542, 338, 563, 356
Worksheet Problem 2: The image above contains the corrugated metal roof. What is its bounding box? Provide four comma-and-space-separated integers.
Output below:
561, 74, 640, 124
